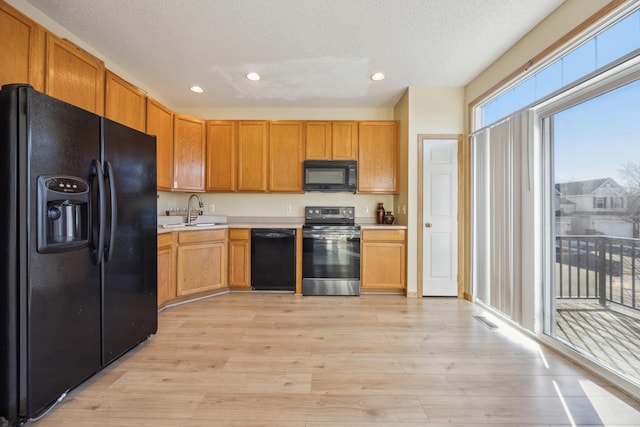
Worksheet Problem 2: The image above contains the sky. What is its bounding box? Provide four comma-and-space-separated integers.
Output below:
553, 78, 640, 186
481, 8, 640, 189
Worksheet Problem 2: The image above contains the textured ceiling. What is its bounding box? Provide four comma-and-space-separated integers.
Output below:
23, 0, 564, 109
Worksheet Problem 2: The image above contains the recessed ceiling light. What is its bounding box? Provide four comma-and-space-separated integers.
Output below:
370, 72, 386, 81
246, 72, 261, 81
190, 86, 204, 93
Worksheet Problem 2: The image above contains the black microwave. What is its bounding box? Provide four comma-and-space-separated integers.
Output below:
303, 160, 357, 193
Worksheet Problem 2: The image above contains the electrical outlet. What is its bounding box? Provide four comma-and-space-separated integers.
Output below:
209, 204, 215, 213
285, 205, 292, 214
363, 206, 369, 214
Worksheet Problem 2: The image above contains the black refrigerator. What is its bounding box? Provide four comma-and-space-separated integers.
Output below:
0, 84, 157, 426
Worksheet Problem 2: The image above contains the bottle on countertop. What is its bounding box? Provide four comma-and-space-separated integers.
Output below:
384, 211, 395, 224
376, 203, 385, 224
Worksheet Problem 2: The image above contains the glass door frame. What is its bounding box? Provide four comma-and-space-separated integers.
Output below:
535, 54, 640, 396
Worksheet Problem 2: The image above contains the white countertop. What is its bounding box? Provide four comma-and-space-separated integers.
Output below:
157, 215, 406, 233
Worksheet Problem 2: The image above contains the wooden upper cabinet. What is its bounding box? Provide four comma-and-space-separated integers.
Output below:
146, 97, 174, 190
304, 121, 357, 160
45, 32, 105, 115
358, 121, 399, 194
105, 71, 146, 132
269, 121, 304, 192
173, 114, 205, 191
237, 121, 268, 192
332, 121, 358, 160
0, 1, 45, 91
206, 121, 237, 192
305, 121, 331, 160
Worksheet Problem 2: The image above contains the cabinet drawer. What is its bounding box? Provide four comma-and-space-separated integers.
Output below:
229, 228, 250, 240
362, 229, 406, 242
158, 232, 174, 248
178, 229, 226, 245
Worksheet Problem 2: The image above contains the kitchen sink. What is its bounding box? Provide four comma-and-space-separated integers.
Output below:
160, 222, 216, 228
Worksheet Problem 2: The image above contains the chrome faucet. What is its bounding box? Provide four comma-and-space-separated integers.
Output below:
187, 194, 203, 224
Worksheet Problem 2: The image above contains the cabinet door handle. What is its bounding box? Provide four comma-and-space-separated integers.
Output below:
425, 222, 433, 228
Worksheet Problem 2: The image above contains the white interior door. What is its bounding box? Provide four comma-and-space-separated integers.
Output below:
423, 138, 458, 296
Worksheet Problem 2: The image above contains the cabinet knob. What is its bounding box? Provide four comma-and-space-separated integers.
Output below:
425, 222, 433, 228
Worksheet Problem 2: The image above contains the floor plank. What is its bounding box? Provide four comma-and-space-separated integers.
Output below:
29, 294, 640, 426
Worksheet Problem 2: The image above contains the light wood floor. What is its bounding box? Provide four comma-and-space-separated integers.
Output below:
32, 293, 640, 426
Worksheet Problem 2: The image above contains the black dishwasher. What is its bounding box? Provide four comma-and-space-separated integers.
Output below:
251, 228, 296, 291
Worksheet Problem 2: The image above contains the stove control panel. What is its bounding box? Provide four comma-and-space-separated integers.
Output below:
305, 206, 355, 224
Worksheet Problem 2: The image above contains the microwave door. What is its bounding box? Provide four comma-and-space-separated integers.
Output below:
303, 160, 357, 192
307, 168, 345, 185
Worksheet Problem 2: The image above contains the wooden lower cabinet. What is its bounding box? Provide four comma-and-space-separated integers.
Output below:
361, 229, 406, 292
159, 226, 406, 303
176, 229, 227, 296
157, 232, 176, 307
228, 228, 251, 288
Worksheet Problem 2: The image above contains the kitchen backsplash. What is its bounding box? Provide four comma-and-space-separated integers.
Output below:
157, 191, 396, 221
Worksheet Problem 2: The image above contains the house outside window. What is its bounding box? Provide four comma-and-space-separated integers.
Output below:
611, 197, 625, 209
594, 196, 607, 209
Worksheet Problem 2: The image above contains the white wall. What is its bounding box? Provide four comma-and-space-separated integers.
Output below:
394, 89, 409, 229
400, 87, 466, 297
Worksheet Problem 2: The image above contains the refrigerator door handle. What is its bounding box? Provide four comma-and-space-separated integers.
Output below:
90, 159, 106, 265
104, 161, 117, 262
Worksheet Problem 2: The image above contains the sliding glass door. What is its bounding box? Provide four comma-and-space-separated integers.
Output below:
544, 76, 640, 385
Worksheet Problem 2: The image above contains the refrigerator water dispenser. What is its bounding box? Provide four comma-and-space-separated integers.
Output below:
37, 175, 90, 253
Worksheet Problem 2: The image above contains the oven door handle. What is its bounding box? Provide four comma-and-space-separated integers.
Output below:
303, 233, 360, 240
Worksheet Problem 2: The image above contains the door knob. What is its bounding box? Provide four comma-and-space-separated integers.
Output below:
425, 222, 432, 228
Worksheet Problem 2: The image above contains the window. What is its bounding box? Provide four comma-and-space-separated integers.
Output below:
612, 197, 624, 209
476, 7, 640, 129
542, 75, 640, 388
471, 1, 640, 396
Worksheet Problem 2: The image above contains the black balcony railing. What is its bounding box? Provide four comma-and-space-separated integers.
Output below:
556, 235, 640, 310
